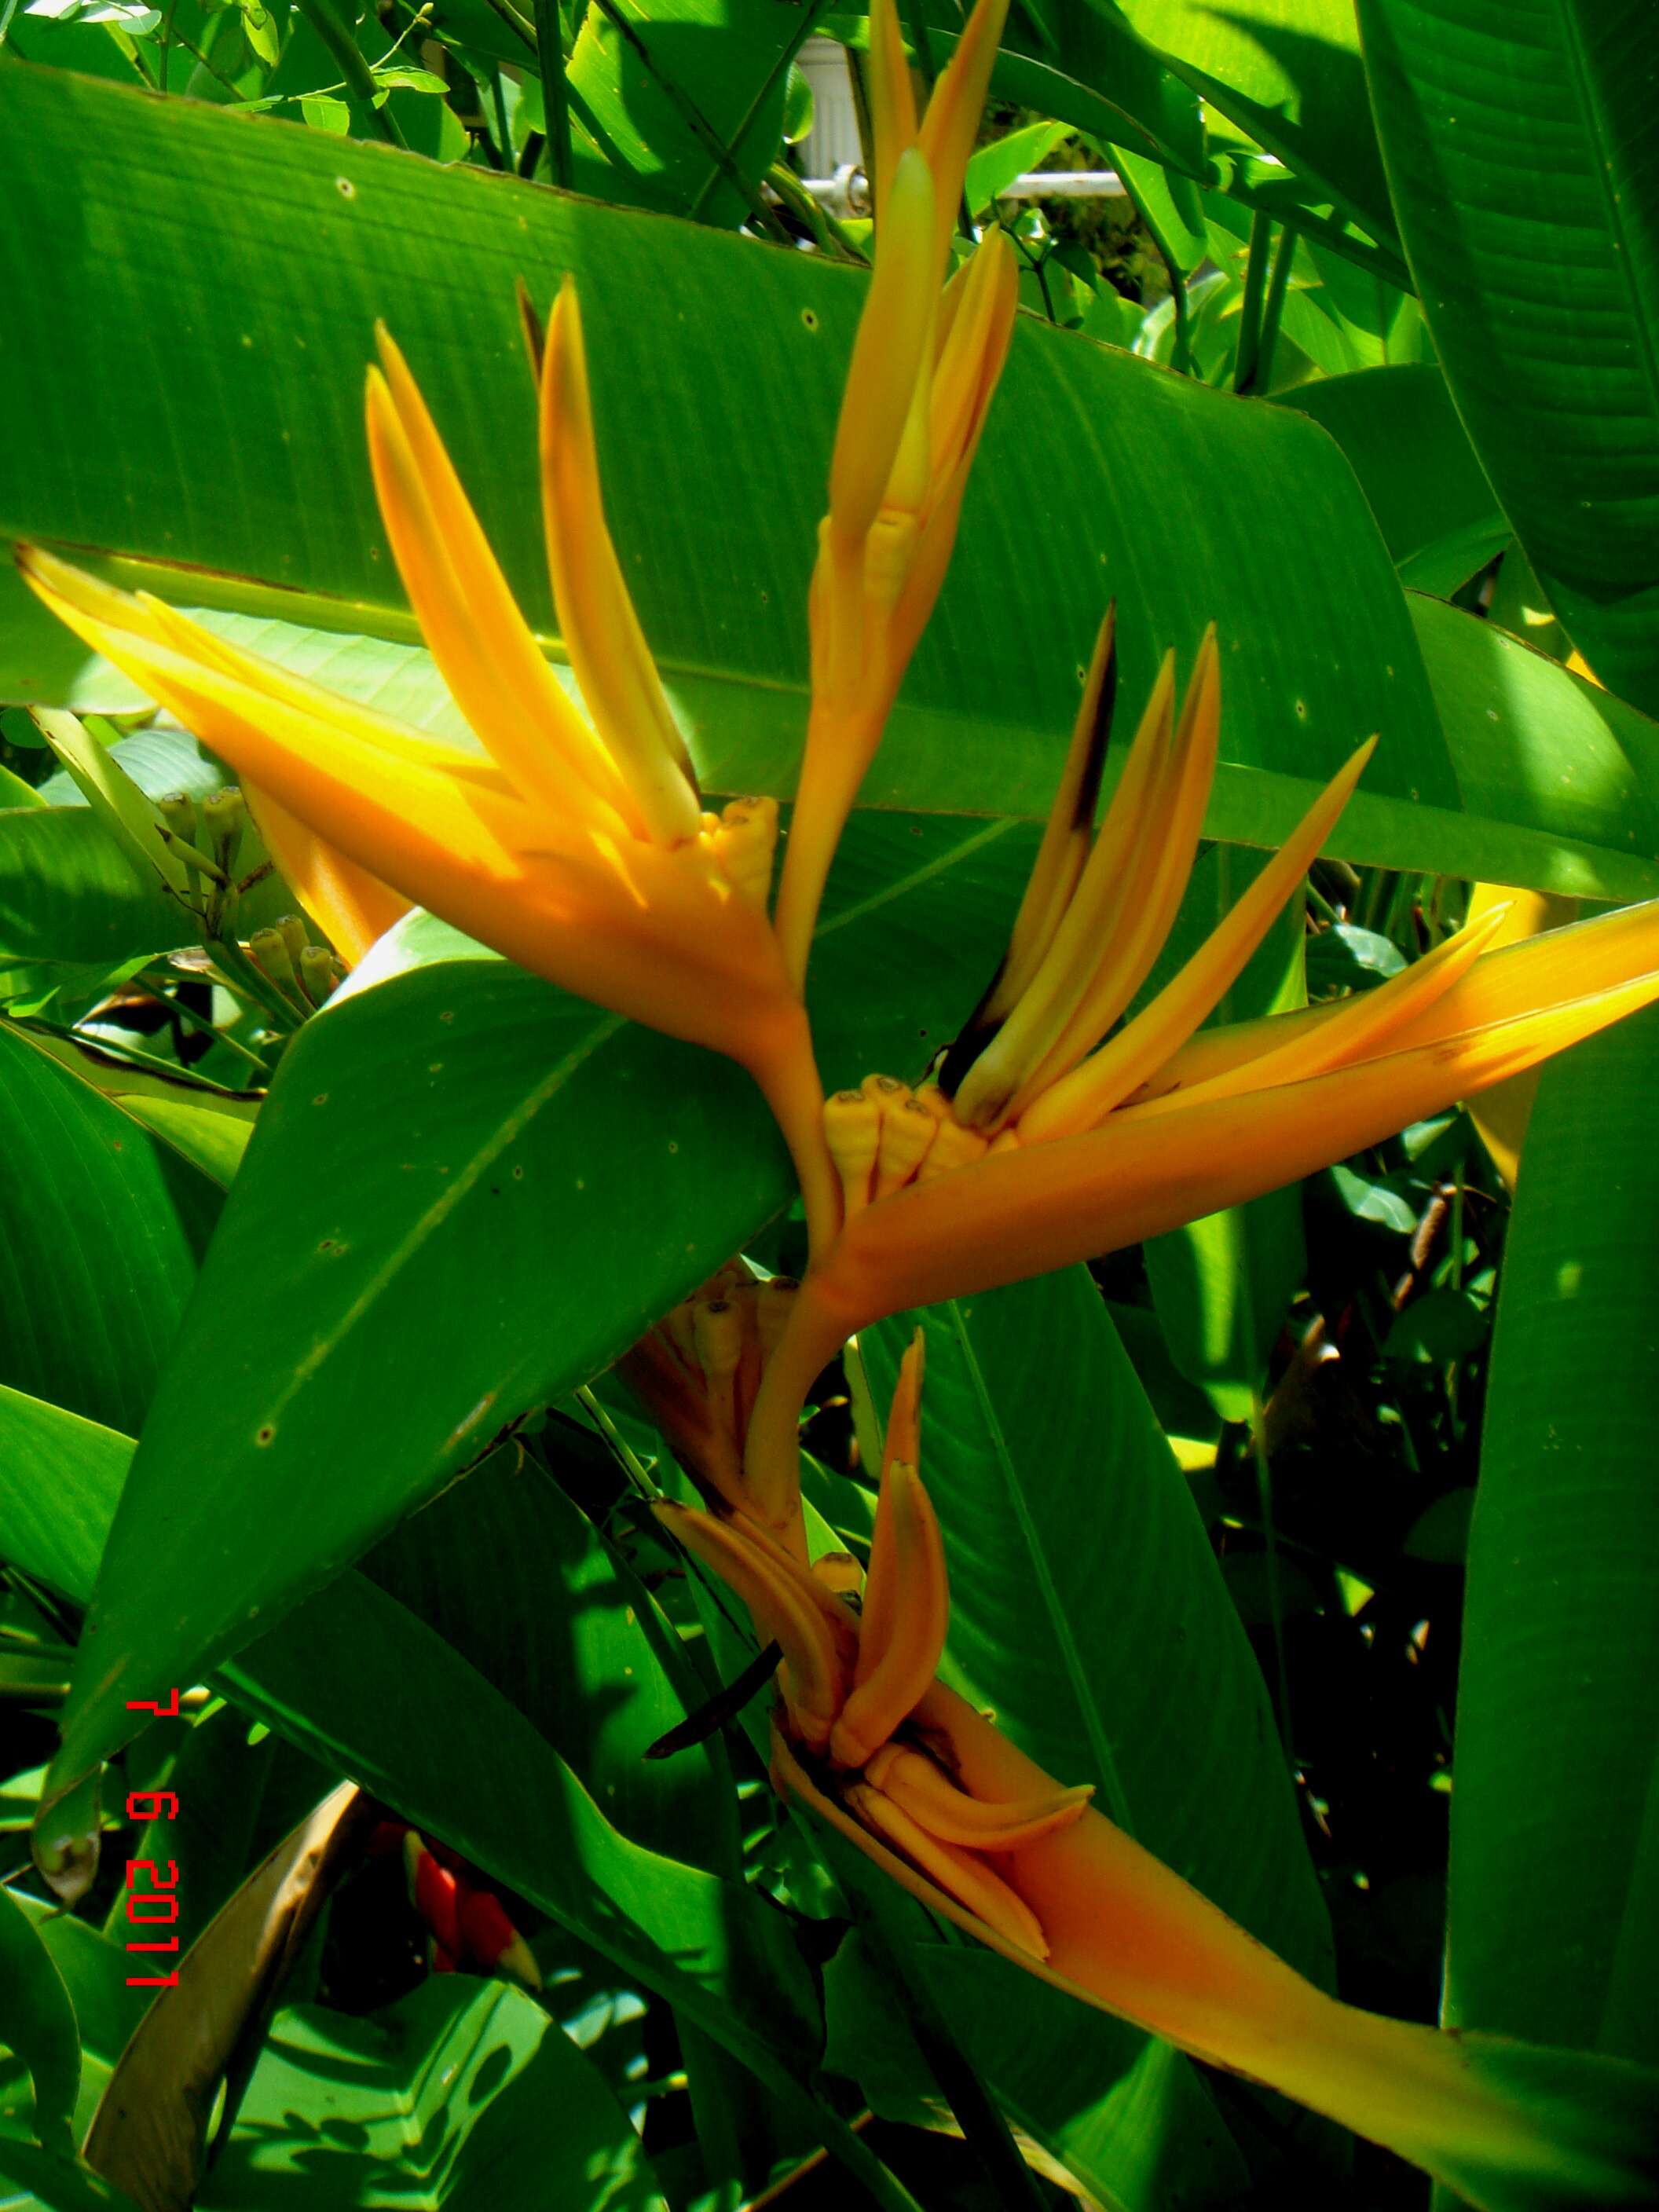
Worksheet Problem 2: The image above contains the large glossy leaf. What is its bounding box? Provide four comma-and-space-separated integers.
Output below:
1408, 595, 1659, 892
41, 813, 1034, 1825
562, 0, 804, 229
1115, 0, 1397, 242
0, 1022, 219, 1435
0, 1386, 128, 1601
1359, 0, 1659, 712
199, 1979, 665, 2210
0, 808, 183, 967
1276, 365, 1507, 595
1, 1895, 147, 2148
1444, 1006, 1659, 2067
364, 1442, 740, 1869
11, 79, 1657, 897
2, 64, 1465, 851
0, 1882, 79, 2158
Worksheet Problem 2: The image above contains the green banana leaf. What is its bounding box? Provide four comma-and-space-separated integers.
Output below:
1359, 0, 1659, 712
1115, 0, 1397, 244
1445, 1006, 1659, 2069
0, 1021, 222, 1436
0, 1883, 80, 2159
1274, 364, 1507, 595
200, 1979, 667, 2210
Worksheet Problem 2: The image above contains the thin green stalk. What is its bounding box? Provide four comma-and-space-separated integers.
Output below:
1232, 208, 1273, 394
531, 0, 573, 185
574, 1383, 658, 1501
112, 24, 160, 85
1250, 222, 1296, 396
1165, 258, 1194, 375
205, 937, 302, 1034
166, 16, 255, 98
292, 0, 408, 146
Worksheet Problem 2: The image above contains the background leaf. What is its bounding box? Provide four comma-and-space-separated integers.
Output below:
1119, 0, 1396, 239
0, 1880, 81, 2157
1408, 595, 1659, 891
1444, 1006, 1659, 2067
0, 1022, 220, 1434
199, 1978, 666, 2210
0, 64, 1472, 855
0, 1397, 830, 2144
1276, 364, 1507, 594
1359, 0, 1659, 710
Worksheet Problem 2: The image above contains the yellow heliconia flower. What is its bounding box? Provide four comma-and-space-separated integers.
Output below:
665, 1342, 1659, 2212
18, 278, 840, 1243
772, 0, 1020, 987
741, 616, 1659, 1508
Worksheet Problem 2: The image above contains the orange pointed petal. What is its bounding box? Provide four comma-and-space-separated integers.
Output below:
952, 647, 1179, 1127
830, 1457, 948, 1767
1021, 731, 1376, 1141
826, 148, 938, 549
845, 1778, 1048, 1956
947, 602, 1115, 1075
1144, 893, 1659, 1105
862, 1742, 1093, 1849
17, 548, 528, 887
1160, 900, 1511, 1112
242, 784, 409, 968
655, 1504, 852, 1750
540, 280, 703, 847
915, 0, 1013, 270
368, 332, 634, 833
865, 0, 918, 227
